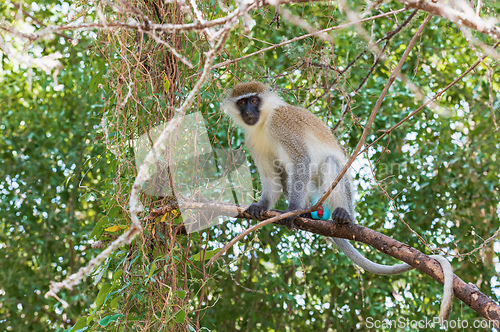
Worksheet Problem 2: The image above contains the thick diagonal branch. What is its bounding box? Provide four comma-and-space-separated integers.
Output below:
145, 201, 500, 327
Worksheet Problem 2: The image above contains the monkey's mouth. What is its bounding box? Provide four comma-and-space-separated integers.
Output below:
243, 117, 259, 126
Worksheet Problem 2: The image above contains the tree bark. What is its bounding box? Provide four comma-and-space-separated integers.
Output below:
146, 201, 500, 327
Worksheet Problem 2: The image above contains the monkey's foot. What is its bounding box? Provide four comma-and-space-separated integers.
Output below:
245, 202, 269, 220
282, 206, 302, 229
331, 207, 352, 224
281, 217, 296, 229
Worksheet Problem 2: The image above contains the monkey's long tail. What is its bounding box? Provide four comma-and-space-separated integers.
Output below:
430, 255, 454, 322
333, 238, 454, 321
333, 238, 413, 275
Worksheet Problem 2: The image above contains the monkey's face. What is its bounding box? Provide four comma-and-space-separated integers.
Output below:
236, 95, 261, 126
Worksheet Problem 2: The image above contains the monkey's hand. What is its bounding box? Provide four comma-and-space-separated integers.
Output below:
245, 202, 300, 229
332, 207, 352, 224
245, 201, 269, 220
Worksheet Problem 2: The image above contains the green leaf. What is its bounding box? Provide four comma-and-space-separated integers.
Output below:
175, 290, 186, 300
92, 283, 112, 314
113, 269, 123, 282
110, 297, 121, 309
163, 77, 171, 93
89, 74, 102, 94
174, 310, 186, 323
67, 317, 88, 332
148, 261, 157, 278
99, 314, 124, 327
85, 193, 97, 202
90, 219, 108, 239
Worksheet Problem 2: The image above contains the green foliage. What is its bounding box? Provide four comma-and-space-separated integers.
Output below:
0, 1, 111, 331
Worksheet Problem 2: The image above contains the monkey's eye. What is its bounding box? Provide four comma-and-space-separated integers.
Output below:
250, 97, 259, 105
237, 99, 247, 106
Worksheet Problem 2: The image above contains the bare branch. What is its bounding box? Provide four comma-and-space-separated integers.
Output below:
314, 14, 434, 212
397, 0, 500, 40
211, 8, 407, 70
0, 5, 246, 42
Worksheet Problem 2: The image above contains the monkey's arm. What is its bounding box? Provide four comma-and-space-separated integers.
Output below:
275, 131, 314, 226
282, 154, 311, 224
246, 162, 282, 220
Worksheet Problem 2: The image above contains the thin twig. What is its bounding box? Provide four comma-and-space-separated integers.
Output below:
211, 8, 407, 70
315, 14, 434, 211
398, 0, 500, 40
359, 40, 500, 156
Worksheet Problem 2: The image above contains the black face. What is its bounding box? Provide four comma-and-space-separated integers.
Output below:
236, 95, 261, 126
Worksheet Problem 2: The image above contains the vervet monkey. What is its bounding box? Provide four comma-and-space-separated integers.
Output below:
223, 81, 453, 320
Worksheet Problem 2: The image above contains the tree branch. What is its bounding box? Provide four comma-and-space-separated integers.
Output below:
210, 8, 406, 70
294, 215, 500, 327
146, 201, 500, 327
397, 0, 500, 41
